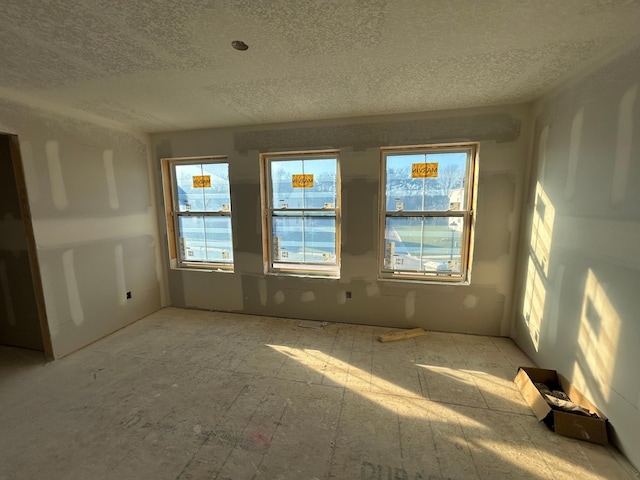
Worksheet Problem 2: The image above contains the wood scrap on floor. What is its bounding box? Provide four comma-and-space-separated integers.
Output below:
378, 327, 426, 343
298, 320, 328, 329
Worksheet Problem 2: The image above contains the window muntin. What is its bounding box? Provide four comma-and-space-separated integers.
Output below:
163, 157, 234, 270
379, 144, 477, 282
262, 152, 340, 276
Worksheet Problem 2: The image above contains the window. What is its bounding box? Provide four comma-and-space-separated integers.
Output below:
161, 157, 234, 271
261, 151, 340, 277
379, 143, 478, 282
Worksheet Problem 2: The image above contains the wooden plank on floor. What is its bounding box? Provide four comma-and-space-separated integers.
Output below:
378, 328, 427, 343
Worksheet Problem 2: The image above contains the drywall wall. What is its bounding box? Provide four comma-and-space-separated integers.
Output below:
152, 104, 531, 336
0, 135, 43, 351
513, 41, 640, 468
0, 99, 163, 358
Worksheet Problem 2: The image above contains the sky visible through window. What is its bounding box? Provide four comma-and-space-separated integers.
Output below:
383, 150, 469, 276
173, 162, 233, 266
269, 157, 338, 269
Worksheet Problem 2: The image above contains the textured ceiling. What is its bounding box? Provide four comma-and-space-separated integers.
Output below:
1, 0, 640, 132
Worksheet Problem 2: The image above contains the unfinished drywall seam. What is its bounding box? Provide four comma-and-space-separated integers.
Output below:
405, 291, 416, 319
258, 278, 267, 306
32, 214, 156, 248
234, 113, 522, 153
38, 262, 59, 338
610, 83, 637, 206
545, 263, 565, 349
115, 244, 127, 306
103, 149, 119, 210
19, 141, 40, 202
537, 34, 640, 108
143, 136, 169, 307
62, 249, 84, 326
0, 85, 149, 137
508, 105, 538, 337
564, 108, 584, 201
538, 125, 549, 185
45, 140, 69, 210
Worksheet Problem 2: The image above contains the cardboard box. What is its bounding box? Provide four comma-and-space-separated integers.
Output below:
514, 367, 608, 445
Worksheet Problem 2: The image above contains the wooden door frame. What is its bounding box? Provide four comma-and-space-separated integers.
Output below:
2, 132, 53, 358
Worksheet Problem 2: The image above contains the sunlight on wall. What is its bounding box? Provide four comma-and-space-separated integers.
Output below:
523, 258, 545, 351
522, 183, 555, 351
573, 269, 621, 403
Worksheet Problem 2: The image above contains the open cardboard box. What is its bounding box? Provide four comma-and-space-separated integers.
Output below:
514, 366, 608, 445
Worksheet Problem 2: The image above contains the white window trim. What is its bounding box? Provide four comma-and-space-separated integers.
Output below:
378, 142, 479, 284
260, 150, 341, 278
161, 155, 234, 272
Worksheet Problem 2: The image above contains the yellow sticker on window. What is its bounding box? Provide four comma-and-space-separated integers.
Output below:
411, 163, 438, 178
192, 175, 211, 188
292, 174, 314, 188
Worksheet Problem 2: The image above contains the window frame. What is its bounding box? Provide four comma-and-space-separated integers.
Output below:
161, 155, 234, 272
260, 150, 341, 278
378, 142, 479, 284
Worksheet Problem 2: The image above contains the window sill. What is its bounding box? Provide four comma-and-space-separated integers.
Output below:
266, 271, 340, 280
171, 265, 235, 273
378, 275, 470, 286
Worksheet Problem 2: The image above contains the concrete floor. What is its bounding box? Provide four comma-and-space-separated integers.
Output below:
1, 307, 638, 480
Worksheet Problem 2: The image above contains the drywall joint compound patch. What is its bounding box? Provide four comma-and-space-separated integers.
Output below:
38, 262, 59, 337
462, 294, 479, 309
62, 249, 84, 325
103, 149, 119, 210
273, 290, 285, 304
565, 108, 583, 200
337, 291, 347, 304
301, 291, 315, 302
115, 244, 127, 305
405, 290, 416, 319
611, 83, 637, 206
45, 140, 68, 210
538, 125, 549, 182
258, 278, 268, 306
20, 141, 40, 202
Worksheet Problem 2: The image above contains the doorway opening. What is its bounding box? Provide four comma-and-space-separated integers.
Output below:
0, 132, 52, 357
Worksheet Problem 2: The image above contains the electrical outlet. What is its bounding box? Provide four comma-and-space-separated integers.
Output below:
345, 291, 352, 299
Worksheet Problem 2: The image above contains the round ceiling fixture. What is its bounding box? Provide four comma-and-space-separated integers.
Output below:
231, 40, 249, 51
